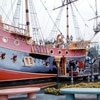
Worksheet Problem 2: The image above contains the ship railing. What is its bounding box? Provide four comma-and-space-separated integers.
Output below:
33, 45, 48, 54
69, 41, 90, 49
3, 23, 26, 35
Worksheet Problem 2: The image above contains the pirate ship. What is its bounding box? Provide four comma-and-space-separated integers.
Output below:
0, 0, 99, 85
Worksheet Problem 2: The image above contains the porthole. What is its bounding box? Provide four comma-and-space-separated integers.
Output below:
14, 40, 20, 46
65, 50, 69, 55
26, 38, 32, 45
2, 37, 8, 43
50, 49, 54, 54
58, 50, 62, 55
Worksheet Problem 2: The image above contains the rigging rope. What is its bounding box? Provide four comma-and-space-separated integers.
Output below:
21, 0, 24, 29
88, 0, 100, 41
0, 7, 12, 23
95, 0, 98, 28
87, 0, 95, 14
29, 0, 45, 44
12, 0, 21, 27
95, 0, 98, 17
29, 0, 38, 43
40, 0, 62, 34
48, 0, 65, 42
1, 0, 5, 9
72, 1, 94, 40
72, 2, 88, 27
4, 0, 17, 24
70, 1, 83, 40
11, 0, 14, 22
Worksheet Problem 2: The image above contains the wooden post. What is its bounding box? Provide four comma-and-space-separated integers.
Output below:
87, 75, 90, 82
61, 56, 67, 75
0, 16, 2, 23
71, 66, 74, 84
91, 64, 94, 82
25, 0, 30, 36
55, 57, 61, 76
66, 0, 69, 44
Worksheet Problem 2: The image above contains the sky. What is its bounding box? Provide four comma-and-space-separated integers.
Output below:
0, 0, 100, 44
34, 0, 100, 43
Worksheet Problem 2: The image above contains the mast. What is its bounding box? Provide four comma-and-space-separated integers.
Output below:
53, 0, 78, 43
25, 0, 30, 36
95, 0, 98, 28
66, 0, 69, 43
89, 0, 100, 34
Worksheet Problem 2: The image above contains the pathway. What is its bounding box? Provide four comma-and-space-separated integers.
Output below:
9, 93, 97, 100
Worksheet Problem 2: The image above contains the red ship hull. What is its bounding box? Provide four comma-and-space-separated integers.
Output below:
0, 68, 57, 82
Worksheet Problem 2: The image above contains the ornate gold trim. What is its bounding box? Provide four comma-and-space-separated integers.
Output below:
23, 57, 34, 66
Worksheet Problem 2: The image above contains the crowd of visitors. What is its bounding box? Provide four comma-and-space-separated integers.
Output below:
68, 60, 84, 74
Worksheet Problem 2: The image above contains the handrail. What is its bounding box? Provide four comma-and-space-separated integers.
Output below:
3, 23, 26, 35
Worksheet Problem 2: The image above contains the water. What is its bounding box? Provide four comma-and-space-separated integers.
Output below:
46, 78, 100, 89
8, 78, 100, 100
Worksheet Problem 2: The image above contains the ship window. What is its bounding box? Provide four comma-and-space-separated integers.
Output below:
58, 50, 62, 55
14, 40, 20, 46
2, 37, 8, 43
50, 49, 54, 54
24, 57, 29, 66
28, 57, 34, 65
24, 57, 34, 66
65, 50, 69, 55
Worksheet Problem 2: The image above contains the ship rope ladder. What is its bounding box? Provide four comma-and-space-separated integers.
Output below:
70, 2, 83, 41
48, 0, 64, 42
12, 0, 22, 28
29, 0, 45, 45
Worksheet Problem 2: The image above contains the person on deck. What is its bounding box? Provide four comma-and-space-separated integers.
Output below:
79, 61, 84, 73
75, 60, 79, 72
69, 60, 75, 70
